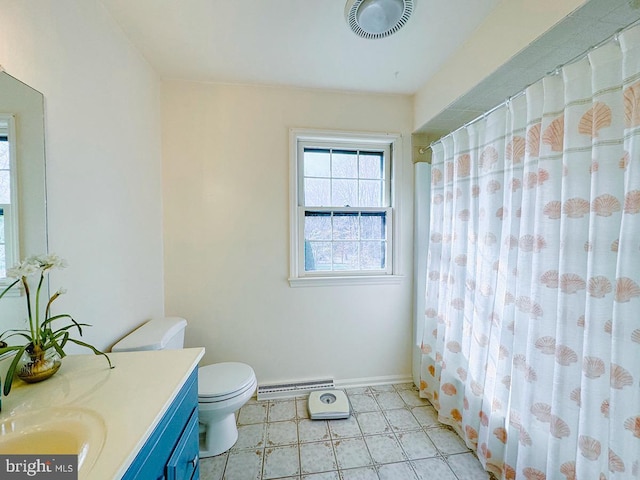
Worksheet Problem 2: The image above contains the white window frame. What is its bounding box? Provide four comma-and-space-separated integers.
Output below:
289, 128, 403, 287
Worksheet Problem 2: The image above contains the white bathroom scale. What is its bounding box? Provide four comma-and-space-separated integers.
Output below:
308, 389, 351, 420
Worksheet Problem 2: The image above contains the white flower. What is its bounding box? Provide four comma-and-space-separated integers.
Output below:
7, 260, 41, 279
32, 253, 68, 270
56, 288, 67, 295
7, 254, 68, 279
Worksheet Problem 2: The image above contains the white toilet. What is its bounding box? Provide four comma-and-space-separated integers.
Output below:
111, 317, 257, 458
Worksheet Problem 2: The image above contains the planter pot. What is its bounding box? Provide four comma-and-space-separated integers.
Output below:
16, 344, 62, 383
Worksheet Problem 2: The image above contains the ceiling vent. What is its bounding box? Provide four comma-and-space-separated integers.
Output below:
345, 0, 414, 39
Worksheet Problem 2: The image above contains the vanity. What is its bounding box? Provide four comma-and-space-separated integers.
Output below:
0, 347, 204, 479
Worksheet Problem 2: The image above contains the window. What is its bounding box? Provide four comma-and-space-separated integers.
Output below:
289, 129, 402, 286
0, 115, 18, 283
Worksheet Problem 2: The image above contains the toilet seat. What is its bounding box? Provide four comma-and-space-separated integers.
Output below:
198, 362, 256, 403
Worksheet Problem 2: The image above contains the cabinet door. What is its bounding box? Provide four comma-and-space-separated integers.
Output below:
122, 368, 199, 480
166, 408, 199, 480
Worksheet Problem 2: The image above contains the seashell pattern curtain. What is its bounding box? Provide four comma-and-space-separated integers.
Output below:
421, 25, 640, 479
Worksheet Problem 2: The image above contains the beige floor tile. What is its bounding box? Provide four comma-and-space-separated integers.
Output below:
232, 423, 266, 450
398, 389, 429, 407
373, 391, 405, 409
356, 411, 391, 435
266, 420, 298, 446
446, 452, 490, 479
301, 471, 340, 480
383, 408, 421, 432
410, 405, 440, 427
363, 434, 407, 465
224, 449, 263, 480
298, 418, 331, 443
339, 466, 379, 480
263, 445, 300, 479
396, 430, 439, 460
377, 461, 419, 480
299, 441, 337, 474
426, 426, 471, 455
369, 384, 395, 393
412, 457, 458, 480
268, 399, 297, 422
348, 393, 380, 413
328, 416, 362, 438
238, 402, 268, 425
198, 453, 227, 480
296, 398, 310, 419
333, 437, 373, 470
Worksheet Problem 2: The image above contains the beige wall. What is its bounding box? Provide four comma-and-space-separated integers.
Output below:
0, 0, 164, 350
162, 81, 415, 385
414, 0, 585, 131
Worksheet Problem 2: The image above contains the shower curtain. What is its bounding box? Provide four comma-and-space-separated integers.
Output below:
420, 25, 640, 479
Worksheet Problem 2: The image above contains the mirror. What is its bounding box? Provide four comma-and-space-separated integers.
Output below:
0, 71, 48, 341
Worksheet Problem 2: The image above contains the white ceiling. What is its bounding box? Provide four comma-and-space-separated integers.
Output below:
100, 0, 640, 134
100, 0, 502, 95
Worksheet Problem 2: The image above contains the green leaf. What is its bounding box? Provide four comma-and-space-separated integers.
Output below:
0, 331, 35, 343
0, 278, 20, 301
3, 344, 27, 396
46, 333, 68, 358
43, 315, 86, 336
66, 338, 113, 369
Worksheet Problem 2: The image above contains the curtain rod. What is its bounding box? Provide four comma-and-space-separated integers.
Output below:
429, 17, 640, 150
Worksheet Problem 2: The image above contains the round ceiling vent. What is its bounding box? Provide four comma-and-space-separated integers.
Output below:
345, 0, 414, 40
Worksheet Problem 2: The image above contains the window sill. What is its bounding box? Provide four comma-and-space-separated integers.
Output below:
0, 281, 21, 297
288, 275, 404, 287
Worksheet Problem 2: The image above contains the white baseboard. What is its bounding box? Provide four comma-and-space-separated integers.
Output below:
255, 374, 414, 401
335, 374, 414, 390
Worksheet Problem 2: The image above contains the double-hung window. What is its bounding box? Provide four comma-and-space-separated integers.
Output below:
289, 129, 401, 286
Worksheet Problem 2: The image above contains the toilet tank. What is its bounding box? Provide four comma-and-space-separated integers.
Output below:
111, 317, 187, 352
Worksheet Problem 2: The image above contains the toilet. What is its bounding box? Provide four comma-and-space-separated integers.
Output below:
111, 317, 257, 458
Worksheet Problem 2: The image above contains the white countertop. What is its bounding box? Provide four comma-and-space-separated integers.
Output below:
0, 347, 205, 480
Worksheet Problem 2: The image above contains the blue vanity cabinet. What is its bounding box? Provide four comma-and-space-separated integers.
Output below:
122, 367, 200, 480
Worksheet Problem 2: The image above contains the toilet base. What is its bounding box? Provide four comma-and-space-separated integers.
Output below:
199, 412, 238, 458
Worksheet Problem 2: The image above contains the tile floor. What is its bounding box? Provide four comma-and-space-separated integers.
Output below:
199, 383, 491, 480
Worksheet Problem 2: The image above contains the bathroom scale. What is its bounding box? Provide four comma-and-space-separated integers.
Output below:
308, 389, 351, 420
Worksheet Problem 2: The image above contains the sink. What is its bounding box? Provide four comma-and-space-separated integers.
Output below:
0, 407, 106, 474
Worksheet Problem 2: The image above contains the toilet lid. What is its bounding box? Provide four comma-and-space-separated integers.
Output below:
198, 362, 256, 399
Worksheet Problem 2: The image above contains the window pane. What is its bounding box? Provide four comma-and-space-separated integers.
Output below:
331, 179, 357, 206
361, 241, 386, 269
0, 140, 9, 170
332, 150, 357, 178
359, 152, 383, 179
359, 180, 383, 207
360, 212, 386, 240
304, 212, 331, 240
0, 171, 10, 204
0, 244, 5, 277
304, 149, 330, 177
304, 178, 330, 206
305, 241, 331, 271
332, 241, 359, 270
333, 213, 358, 240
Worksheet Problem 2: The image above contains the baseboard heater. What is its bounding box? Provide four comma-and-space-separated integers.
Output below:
257, 378, 335, 401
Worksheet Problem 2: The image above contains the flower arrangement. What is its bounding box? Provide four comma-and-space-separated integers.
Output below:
0, 253, 112, 395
